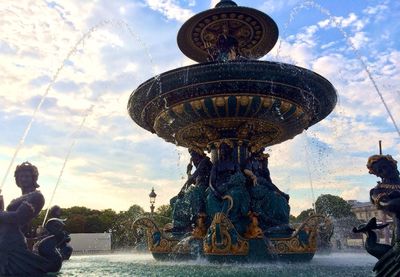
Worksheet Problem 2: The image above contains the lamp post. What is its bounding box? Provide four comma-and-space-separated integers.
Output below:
149, 187, 157, 216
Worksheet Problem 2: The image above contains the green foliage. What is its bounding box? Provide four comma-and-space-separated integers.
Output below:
295, 208, 315, 223
315, 194, 355, 219
29, 205, 147, 249
153, 204, 173, 227
110, 205, 145, 249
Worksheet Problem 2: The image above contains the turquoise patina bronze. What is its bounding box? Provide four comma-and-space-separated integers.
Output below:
129, 0, 336, 262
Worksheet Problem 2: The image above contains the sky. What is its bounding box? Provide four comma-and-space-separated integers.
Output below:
0, 0, 399, 216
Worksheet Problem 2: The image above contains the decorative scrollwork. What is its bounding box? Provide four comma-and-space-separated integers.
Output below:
268, 215, 331, 254
132, 217, 180, 253
204, 213, 249, 256
274, 242, 289, 253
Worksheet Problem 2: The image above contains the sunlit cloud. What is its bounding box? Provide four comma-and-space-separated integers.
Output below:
0, 0, 399, 217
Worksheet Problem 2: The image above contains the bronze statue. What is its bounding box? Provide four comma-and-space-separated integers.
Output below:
206, 141, 250, 234
170, 148, 212, 234
244, 148, 291, 233
0, 162, 68, 276
353, 154, 400, 276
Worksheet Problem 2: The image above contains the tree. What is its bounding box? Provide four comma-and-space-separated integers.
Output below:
315, 194, 354, 219
110, 205, 145, 249
295, 208, 315, 223
315, 194, 360, 247
154, 204, 173, 227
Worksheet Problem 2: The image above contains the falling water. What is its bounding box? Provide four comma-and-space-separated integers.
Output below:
42, 105, 94, 226
303, 132, 317, 212
0, 19, 155, 193
276, 0, 400, 137
275, 2, 312, 59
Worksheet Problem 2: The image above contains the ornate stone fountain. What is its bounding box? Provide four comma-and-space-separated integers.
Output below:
129, 0, 336, 262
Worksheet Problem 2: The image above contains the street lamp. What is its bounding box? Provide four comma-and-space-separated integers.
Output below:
149, 187, 157, 216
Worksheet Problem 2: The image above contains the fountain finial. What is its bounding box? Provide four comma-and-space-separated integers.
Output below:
215, 0, 238, 8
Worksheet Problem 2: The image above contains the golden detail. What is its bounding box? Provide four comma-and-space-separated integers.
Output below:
262, 97, 273, 108
377, 184, 400, 190
293, 107, 304, 118
244, 212, 263, 239
214, 97, 226, 107
268, 215, 331, 254
239, 96, 250, 106
172, 103, 184, 114
133, 217, 179, 254
204, 213, 249, 256
371, 192, 390, 208
189, 146, 205, 156
222, 195, 234, 213
191, 100, 203, 110
367, 155, 398, 174
192, 213, 207, 239
280, 101, 292, 113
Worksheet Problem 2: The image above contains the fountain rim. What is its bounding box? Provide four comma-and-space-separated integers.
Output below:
177, 5, 279, 62
129, 59, 337, 99
128, 59, 337, 141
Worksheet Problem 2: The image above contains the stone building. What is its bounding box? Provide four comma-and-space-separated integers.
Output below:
348, 200, 392, 243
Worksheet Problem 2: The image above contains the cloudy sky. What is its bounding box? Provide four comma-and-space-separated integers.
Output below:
0, 0, 399, 216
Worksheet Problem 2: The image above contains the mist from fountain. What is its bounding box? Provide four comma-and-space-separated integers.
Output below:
42, 105, 94, 226
57, 252, 376, 277
0, 19, 155, 194
275, 0, 400, 137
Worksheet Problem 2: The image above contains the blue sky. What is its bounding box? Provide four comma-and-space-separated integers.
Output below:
0, 0, 399, 215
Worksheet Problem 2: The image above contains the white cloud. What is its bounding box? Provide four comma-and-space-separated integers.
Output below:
260, 0, 301, 13
317, 12, 367, 32
349, 32, 369, 50
0, 0, 399, 217
144, 0, 194, 22
210, 0, 219, 8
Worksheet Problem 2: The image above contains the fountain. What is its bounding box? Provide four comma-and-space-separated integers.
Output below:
128, 0, 336, 262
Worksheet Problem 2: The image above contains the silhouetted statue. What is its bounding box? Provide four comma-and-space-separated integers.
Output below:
354, 154, 400, 276
0, 162, 67, 276
206, 141, 250, 234
244, 148, 291, 235
170, 148, 212, 234
36, 205, 73, 261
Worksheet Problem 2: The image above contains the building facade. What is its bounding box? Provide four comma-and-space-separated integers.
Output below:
348, 200, 392, 243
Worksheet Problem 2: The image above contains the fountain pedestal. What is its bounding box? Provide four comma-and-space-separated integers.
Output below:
129, 0, 336, 262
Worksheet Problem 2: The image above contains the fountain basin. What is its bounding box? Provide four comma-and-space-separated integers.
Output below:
128, 60, 337, 149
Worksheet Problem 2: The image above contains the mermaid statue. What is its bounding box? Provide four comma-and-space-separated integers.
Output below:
244, 148, 292, 236
0, 162, 68, 276
170, 148, 212, 234
353, 154, 400, 276
206, 141, 250, 235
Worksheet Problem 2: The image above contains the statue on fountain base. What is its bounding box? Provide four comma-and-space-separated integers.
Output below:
0, 162, 68, 276
170, 148, 212, 234
354, 154, 400, 277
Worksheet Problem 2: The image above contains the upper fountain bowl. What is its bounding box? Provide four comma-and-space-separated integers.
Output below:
128, 60, 337, 150
177, 1, 279, 62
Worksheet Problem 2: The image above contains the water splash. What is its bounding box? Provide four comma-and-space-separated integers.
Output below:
276, 0, 400, 137
303, 132, 316, 212
0, 19, 155, 192
42, 105, 94, 226
275, 2, 312, 60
